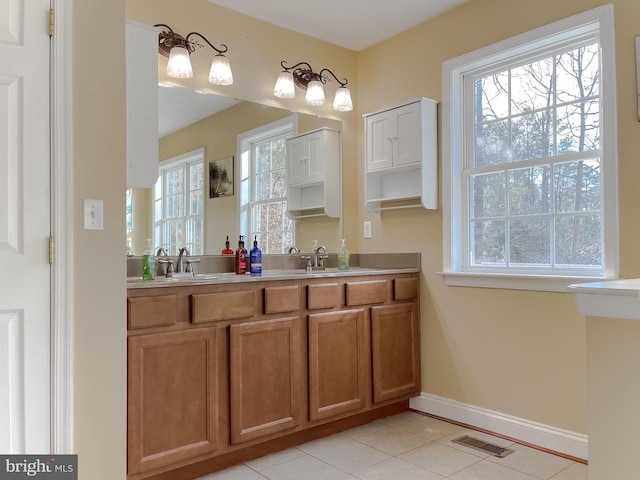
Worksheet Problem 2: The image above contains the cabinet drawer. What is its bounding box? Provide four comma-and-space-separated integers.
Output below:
307, 283, 339, 310
264, 285, 300, 314
346, 280, 387, 306
394, 277, 418, 301
191, 290, 256, 323
128, 295, 177, 329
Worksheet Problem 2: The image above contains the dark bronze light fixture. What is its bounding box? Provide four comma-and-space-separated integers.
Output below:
154, 23, 233, 85
273, 60, 353, 112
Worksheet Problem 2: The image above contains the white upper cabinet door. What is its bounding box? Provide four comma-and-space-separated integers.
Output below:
286, 135, 308, 185
286, 130, 326, 186
366, 101, 423, 171
305, 132, 325, 183
394, 103, 422, 167
366, 113, 394, 171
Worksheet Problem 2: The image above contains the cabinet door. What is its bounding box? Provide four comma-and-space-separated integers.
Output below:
393, 102, 422, 167
308, 309, 367, 422
127, 328, 218, 474
371, 303, 421, 403
305, 132, 325, 183
287, 136, 308, 185
230, 317, 303, 444
366, 112, 394, 171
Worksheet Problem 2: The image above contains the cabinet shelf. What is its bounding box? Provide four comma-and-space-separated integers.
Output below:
364, 98, 437, 213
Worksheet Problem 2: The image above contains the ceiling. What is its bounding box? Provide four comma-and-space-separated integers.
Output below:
207, 0, 469, 51
158, 84, 239, 137
159, 0, 469, 136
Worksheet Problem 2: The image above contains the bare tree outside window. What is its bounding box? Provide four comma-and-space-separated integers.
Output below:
469, 42, 601, 270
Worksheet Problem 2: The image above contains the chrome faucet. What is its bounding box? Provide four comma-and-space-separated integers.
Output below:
313, 245, 328, 269
156, 247, 174, 276
176, 247, 200, 273
301, 245, 329, 271
176, 247, 190, 273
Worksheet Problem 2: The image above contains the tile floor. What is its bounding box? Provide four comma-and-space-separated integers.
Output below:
196, 411, 587, 480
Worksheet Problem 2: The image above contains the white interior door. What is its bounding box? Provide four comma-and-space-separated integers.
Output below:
0, 0, 52, 453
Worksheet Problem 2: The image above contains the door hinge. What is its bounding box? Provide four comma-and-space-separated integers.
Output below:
49, 236, 55, 264
49, 9, 54, 37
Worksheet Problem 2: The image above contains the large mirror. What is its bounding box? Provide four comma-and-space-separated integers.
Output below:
127, 84, 342, 256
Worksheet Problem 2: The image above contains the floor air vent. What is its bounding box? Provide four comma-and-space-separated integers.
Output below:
451, 435, 514, 458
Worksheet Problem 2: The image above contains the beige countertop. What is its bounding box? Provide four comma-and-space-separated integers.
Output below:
127, 266, 420, 289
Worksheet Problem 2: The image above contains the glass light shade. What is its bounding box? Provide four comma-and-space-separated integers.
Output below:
167, 46, 193, 79
273, 71, 295, 99
305, 80, 325, 106
333, 87, 353, 112
209, 54, 233, 85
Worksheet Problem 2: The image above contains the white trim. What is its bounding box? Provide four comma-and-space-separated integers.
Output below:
50, 0, 73, 454
410, 393, 588, 460
573, 292, 640, 320
569, 278, 640, 320
441, 271, 609, 292
442, 4, 618, 286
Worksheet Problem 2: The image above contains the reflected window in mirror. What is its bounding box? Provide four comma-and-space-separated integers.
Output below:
126, 188, 134, 255
154, 147, 205, 255
240, 118, 295, 254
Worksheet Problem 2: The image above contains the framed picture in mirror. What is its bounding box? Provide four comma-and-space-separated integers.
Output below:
209, 155, 234, 198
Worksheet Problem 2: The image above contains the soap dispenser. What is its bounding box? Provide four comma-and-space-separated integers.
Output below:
249, 236, 262, 276
142, 239, 156, 281
221, 235, 234, 255
338, 239, 350, 271
235, 235, 247, 274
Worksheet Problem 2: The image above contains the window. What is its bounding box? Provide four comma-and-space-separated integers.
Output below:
442, 5, 618, 291
153, 148, 205, 255
239, 117, 295, 254
125, 187, 133, 254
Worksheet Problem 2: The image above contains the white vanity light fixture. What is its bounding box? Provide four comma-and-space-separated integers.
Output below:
273, 60, 353, 112
155, 23, 233, 86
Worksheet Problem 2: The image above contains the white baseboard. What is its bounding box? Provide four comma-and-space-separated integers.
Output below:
410, 393, 588, 461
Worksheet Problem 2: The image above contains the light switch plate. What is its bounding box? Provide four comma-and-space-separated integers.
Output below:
363, 221, 372, 239
84, 199, 104, 230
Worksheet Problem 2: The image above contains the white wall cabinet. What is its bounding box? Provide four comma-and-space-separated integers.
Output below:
364, 98, 437, 212
286, 128, 341, 219
126, 21, 159, 188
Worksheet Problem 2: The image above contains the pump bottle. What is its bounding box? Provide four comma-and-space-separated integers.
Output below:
142, 239, 156, 281
221, 235, 234, 255
338, 239, 350, 271
235, 235, 247, 274
249, 236, 262, 276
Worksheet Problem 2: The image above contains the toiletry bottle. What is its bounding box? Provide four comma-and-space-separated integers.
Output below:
142, 239, 156, 281
338, 239, 350, 271
221, 235, 234, 255
249, 235, 262, 276
235, 235, 247, 274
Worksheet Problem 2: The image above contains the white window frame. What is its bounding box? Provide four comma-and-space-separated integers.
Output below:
153, 147, 205, 255
441, 5, 618, 292
238, 116, 297, 253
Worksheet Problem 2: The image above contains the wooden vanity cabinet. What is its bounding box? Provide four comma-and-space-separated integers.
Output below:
127, 272, 420, 480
